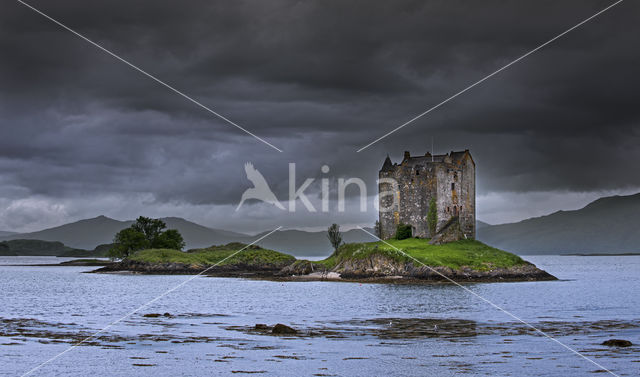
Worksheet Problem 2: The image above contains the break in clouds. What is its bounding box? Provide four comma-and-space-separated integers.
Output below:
1, 0, 639, 232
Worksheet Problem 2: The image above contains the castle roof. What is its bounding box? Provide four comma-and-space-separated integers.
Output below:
381, 155, 394, 171
398, 150, 473, 167
380, 150, 474, 172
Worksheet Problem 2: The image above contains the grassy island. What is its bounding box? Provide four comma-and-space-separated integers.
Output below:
128, 243, 296, 267
120, 239, 527, 271
92, 216, 553, 281
317, 238, 527, 271
95, 238, 553, 282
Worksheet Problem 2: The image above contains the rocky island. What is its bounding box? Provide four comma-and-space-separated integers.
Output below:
93, 239, 556, 283
90, 150, 555, 283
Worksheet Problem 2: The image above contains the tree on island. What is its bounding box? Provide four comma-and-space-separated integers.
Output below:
108, 216, 185, 260
327, 223, 343, 251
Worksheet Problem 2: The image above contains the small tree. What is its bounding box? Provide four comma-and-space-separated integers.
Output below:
327, 223, 343, 251
427, 197, 438, 237
395, 223, 412, 240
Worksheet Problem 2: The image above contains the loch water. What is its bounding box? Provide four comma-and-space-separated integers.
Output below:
1, 255, 639, 376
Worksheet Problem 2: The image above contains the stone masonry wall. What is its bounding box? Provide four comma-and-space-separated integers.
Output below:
378, 151, 475, 240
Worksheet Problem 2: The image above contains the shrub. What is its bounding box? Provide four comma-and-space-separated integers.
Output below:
427, 197, 438, 237
395, 223, 412, 240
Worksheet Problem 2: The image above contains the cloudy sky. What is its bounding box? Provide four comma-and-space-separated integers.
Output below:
1, 0, 638, 233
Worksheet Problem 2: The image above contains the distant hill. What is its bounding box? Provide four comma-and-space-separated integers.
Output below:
58, 244, 113, 258
0, 242, 13, 255
477, 193, 640, 254
160, 217, 248, 249
254, 228, 377, 257
0, 239, 86, 256
0, 216, 373, 257
7, 192, 637, 257
0, 231, 16, 237
0, 216, 130, 250
476, 220, 491, 230
0, 216, 247, 250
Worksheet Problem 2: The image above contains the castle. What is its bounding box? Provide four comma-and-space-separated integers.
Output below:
378, 150, 475, 240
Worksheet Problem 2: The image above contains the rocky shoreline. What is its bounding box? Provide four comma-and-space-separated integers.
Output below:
92, 254, 556, 283
93, 258, 288, 278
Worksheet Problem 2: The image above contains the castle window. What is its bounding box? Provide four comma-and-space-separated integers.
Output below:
451, 183, 455, 191
416, 170, 419, 176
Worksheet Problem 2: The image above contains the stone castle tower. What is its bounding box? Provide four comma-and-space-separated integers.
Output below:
378, 150, 475, 240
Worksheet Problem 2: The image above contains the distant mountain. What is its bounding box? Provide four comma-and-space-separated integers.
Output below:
476, 220, 491, 231
160, 217, 248, 249
0, 231, 16, 237
0, 216, 131, 249
3, 192, 638, 256
0, 215, 372, 257
254, 228, 377, 257
0, 216, 248, 250
477, 193, 640, 254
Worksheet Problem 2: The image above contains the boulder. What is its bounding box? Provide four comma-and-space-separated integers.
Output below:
278, 260, 316, 276
272, 323, 297, 334
601, 339, 632, 347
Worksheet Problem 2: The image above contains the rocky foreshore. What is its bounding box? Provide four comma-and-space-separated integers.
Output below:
92, 254, 556, 283
330, 254, 555, 282
93, 258, 289, 278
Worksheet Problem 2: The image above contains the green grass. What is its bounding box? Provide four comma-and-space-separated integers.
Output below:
129, 243, 296, 267
319, 238, 527, 271
126, 239, 524, 272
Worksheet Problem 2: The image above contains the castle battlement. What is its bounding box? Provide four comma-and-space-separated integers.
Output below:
378, 150, 476, 240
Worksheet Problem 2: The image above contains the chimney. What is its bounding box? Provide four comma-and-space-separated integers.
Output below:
403, 151, 410, 160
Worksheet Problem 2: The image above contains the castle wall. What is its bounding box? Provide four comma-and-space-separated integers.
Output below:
378, 170, 398, 239
459, 157, 476, 239
435, 165, 454, 232
379, 151, 475, 240
379, 161, 438, 239
399, 164, 437, 238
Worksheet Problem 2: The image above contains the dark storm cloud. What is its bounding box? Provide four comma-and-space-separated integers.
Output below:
1, 0, 639, 225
